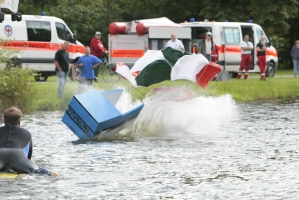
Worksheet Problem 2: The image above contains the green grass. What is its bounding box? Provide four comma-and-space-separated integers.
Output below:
29, 69, 299, 112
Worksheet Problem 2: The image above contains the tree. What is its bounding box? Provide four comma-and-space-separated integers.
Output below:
13, 0, 299, 68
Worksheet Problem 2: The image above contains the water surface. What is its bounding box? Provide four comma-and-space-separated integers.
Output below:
1, 91, 299, 200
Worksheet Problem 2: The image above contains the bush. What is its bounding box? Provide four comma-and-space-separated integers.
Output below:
0, 68, 38, 113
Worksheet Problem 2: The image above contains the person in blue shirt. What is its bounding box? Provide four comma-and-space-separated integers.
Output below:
76, 46, 102, 93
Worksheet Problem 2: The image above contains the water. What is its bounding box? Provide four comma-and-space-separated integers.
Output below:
1, 89, 299, 200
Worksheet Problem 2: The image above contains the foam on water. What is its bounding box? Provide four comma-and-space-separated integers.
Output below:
114, 87, 239, 138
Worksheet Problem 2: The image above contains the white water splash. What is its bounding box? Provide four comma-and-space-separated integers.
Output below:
115, 87, 238, 138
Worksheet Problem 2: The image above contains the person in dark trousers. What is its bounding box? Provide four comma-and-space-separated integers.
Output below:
76, 46, 102, 93
90, 31, 108, 82
0, 106, 58, 176
256, 36, 268, 81
54, 41, 70, 98
290, 40, 299, 77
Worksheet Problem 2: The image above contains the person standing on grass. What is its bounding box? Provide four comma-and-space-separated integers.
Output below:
90, 31, 108, 82
237, 34, 253, 79
290, 40, 299, 77
76, 46, 102, 93
256, 36, 268, 81
54, 41, 70, 98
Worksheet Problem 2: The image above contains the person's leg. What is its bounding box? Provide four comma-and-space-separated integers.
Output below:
0, 149, 8, 172
78, 78, 86, 94
7, 149, 38, 174
296, 59, 299, 77
94, 65, 99, 78
293, 59, 298, 77
93, 56, 104, 82
244, 55, 251, 79
261, 55, 266, 80
57, 71, 67, 98
237, 55, 246, 79
258, 56, 266, 80
86, 79, 94, 91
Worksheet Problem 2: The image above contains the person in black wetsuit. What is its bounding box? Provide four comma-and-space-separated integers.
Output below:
0, 106, 58, 176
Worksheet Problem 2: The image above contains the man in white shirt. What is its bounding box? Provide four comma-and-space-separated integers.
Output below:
237, 34, 253, 79
165, 34, 185, 51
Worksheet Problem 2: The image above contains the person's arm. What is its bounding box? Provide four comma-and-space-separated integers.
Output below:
240, 42, 253, 51
92, 57, 103, 69
257, 43, 266, 51
291, 47, 295, 58
76, 57, 84, 68
33, 168, 59, 176
90, 38, 102, 52
54, 60, 62, 71
28, 140, 33, 160
92, 62, 102, 70
54, 52, 63, 71
180, 42, 185, 51
103, 43, 108, 53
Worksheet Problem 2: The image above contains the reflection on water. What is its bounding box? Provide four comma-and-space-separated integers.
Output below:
1, 89, 299, 199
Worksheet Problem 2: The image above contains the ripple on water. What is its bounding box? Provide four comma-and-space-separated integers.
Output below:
1, 97, 299, 199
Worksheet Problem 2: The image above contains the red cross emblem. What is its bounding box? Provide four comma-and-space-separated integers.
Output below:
5, 25, 13, 36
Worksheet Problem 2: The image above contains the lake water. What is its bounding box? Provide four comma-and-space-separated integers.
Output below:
1, 89, 299, 200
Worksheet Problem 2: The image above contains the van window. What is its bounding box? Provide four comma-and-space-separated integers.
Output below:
223, 27, 240, 45
56, 22, 71, 42
26, 21, 51, 42
256, 28, 265, 42
191, 27, 212, 40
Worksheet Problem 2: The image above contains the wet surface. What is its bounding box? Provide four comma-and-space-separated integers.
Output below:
1, 94, 299, 200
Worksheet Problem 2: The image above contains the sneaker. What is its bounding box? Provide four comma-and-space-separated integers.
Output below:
94, 77, 98, 82
244, 74, 248, 79
236, 74, 242, 79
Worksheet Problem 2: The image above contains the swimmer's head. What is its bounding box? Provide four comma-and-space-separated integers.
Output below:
4, 106, 22, 126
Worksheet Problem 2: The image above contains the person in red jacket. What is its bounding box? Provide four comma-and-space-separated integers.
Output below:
90, 31, 108, 81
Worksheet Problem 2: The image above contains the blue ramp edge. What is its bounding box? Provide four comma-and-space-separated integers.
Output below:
62, 89, 144, 140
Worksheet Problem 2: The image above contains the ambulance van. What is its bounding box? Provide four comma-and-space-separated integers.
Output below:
0, 14, 84, 81
180, 20, 278, 78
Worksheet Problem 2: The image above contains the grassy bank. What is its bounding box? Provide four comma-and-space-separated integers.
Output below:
29, 69, 299, 112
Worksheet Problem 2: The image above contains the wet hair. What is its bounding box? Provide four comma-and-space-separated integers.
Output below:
3, 106, 22, 125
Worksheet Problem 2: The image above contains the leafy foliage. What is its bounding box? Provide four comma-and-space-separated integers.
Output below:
0, 68, 38, 113
16, 0, 299, 68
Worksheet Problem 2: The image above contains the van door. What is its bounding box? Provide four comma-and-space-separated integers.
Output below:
26, 20, 54, 74
219, 25, 242, 71
241, 25, 255, 70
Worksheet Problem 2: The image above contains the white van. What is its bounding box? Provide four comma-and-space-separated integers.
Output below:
0, 14, 84, 81
180, 20, 278, 77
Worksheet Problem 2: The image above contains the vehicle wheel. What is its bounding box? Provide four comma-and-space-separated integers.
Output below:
265, 62, 275, 77
101, 64, 121, 84
34, 75, 48, 82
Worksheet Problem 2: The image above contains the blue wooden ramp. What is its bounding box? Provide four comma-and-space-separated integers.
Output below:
62, 89, 144, 139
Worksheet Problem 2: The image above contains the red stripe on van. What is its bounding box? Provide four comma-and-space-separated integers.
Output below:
1, 41, 85, 54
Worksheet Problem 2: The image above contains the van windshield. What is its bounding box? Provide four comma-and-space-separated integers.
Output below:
55, 22, 73, 43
